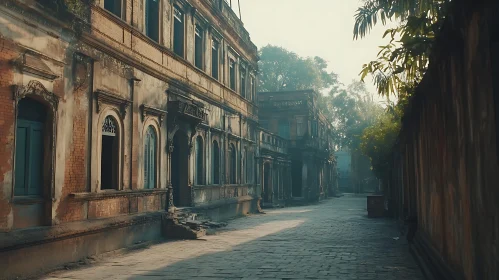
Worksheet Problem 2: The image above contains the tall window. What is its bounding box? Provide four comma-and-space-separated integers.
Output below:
250, 76, 255, 101
311, 120, 318, 137
245, 148, 251, 183
229, 59, 236, 91
195, 25, 203, 69
229, 143, 236, 184
104, 0, 122, 18
144, 126, 157, 189
195, 136, 204, 185
145, 0, 159, 42
297, 117, 306, 137
278, 119, 290, 139
173, 6, 184, 57
212, 140, 220, 184
240, 67, 246, 98
101, 116, 119, 190
211, 38, 219, 80
15, 98, 46, 196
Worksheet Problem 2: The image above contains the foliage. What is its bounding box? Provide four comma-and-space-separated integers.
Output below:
354, 0, 449, 97
319, 80, 384, 150
258, 45, 338, 92
353, 0, 450, 182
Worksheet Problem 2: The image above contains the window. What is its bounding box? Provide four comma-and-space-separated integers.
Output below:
229, 143, 236, 184
144, 126, 157, 189
195, 136, 204, 185
212, 140, 220, 184
245, 148, 251, 184
240, 67, 246, 98
297, 117, 306, 137
250, 76, 255, 101
311, 120, 318, 137
211, 38, 219, 80
229, 59, 236, 91
195, 26, 204, 69
145, 0, 160, 42
173, 6, 184, 57
14, 98, 46, 196
278, 119, 290, 139
101, 116, 119, 190
104, 0, 122, 18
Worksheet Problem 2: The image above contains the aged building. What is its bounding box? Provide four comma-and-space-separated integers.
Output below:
258, 90, 337, 204
0, 0, 259, 278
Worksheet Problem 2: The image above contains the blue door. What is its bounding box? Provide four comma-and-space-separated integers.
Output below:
15, 120, 44, 196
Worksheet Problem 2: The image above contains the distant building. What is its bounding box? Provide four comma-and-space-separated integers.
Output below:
258, 90, 337, 205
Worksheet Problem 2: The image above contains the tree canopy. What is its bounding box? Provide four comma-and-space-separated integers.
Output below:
258, 45, 338, 92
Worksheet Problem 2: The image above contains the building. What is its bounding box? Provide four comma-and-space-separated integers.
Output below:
258, 90, 337, 204
0, 0, 259, 277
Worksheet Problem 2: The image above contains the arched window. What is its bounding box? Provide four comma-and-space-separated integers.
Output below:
101, 116, 119, 190
144, 126, 157, 189
15, 98, 47, 196
212, 140, 220, 184
245, 148, 252, 184
229, 143, 236, 184
195, 136, 204, 185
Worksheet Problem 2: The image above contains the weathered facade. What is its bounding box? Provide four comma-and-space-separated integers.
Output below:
0, 0, 259, 278
258, 90, 337, 204
388, 0, 499, 279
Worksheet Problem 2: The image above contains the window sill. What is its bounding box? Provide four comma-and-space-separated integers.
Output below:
71, 189, 168, 201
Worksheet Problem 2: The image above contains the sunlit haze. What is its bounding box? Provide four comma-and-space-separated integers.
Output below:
235, 0, 395, 96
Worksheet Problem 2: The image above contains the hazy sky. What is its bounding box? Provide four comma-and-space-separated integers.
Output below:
231, 0, 394, 93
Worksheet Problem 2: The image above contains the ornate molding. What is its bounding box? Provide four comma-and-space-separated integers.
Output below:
13, 80, 59, 110
12, 52, 59, 81
94, 89, 132, 119
141, 104, 167, 125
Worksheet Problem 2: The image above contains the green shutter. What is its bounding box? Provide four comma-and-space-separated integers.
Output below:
15, 120, 44, 196
144, 126, 156, 189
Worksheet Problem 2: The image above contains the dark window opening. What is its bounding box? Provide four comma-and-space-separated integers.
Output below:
229, 59, 236, 91
229, 143, 236, 184
240, 68, 246, 98
211, 39, 219, 80
250, 77, 255, 101
196, 136, 204, 185
101, 116, 118, 190
212, 140, 220, 184
104, 0, 122, 18
145, 0, 159, 42
173, 6, 184, 57
492, 40, 499, 162
311, 120, 318, 137
278, 119, 290, 139
15, 98, 46, 197
144, 126, 157, 189
195, 26, 203, 69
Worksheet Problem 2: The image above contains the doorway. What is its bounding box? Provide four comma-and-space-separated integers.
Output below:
263, 162, 272, 203
292, 160, 303, 197
171, 130, 190, 207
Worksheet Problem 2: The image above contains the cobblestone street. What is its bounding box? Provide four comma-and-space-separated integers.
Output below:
43, 195, 424, 280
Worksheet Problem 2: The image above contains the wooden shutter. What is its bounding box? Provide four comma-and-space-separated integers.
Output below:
15, 120, 44, 196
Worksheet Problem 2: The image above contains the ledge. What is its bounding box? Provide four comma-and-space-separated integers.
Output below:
71, 189, 168, 201
192, 195, 257, 210
0, 211, 164, 252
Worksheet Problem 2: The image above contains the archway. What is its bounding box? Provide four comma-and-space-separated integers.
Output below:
171, 130, 190, 207
263, 162, 272, 203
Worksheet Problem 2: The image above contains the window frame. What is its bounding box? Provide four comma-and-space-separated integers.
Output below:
211, 38, 220, 80
194, 25, 204, 70
172, 5, 185, 58
143, 125, 159, 189
145, 0, 161, 42
195, 135, 205, 185
103, 0, 124, 19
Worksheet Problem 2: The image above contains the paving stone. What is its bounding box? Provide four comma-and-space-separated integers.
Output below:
43, 194, 424, 280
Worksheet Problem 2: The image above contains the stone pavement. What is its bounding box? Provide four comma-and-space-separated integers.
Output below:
43, 194, 424, 280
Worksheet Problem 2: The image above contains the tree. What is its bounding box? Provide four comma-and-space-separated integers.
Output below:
258, 45, 338, 92
353, 0, 450, 97
320, 80, 383, 150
